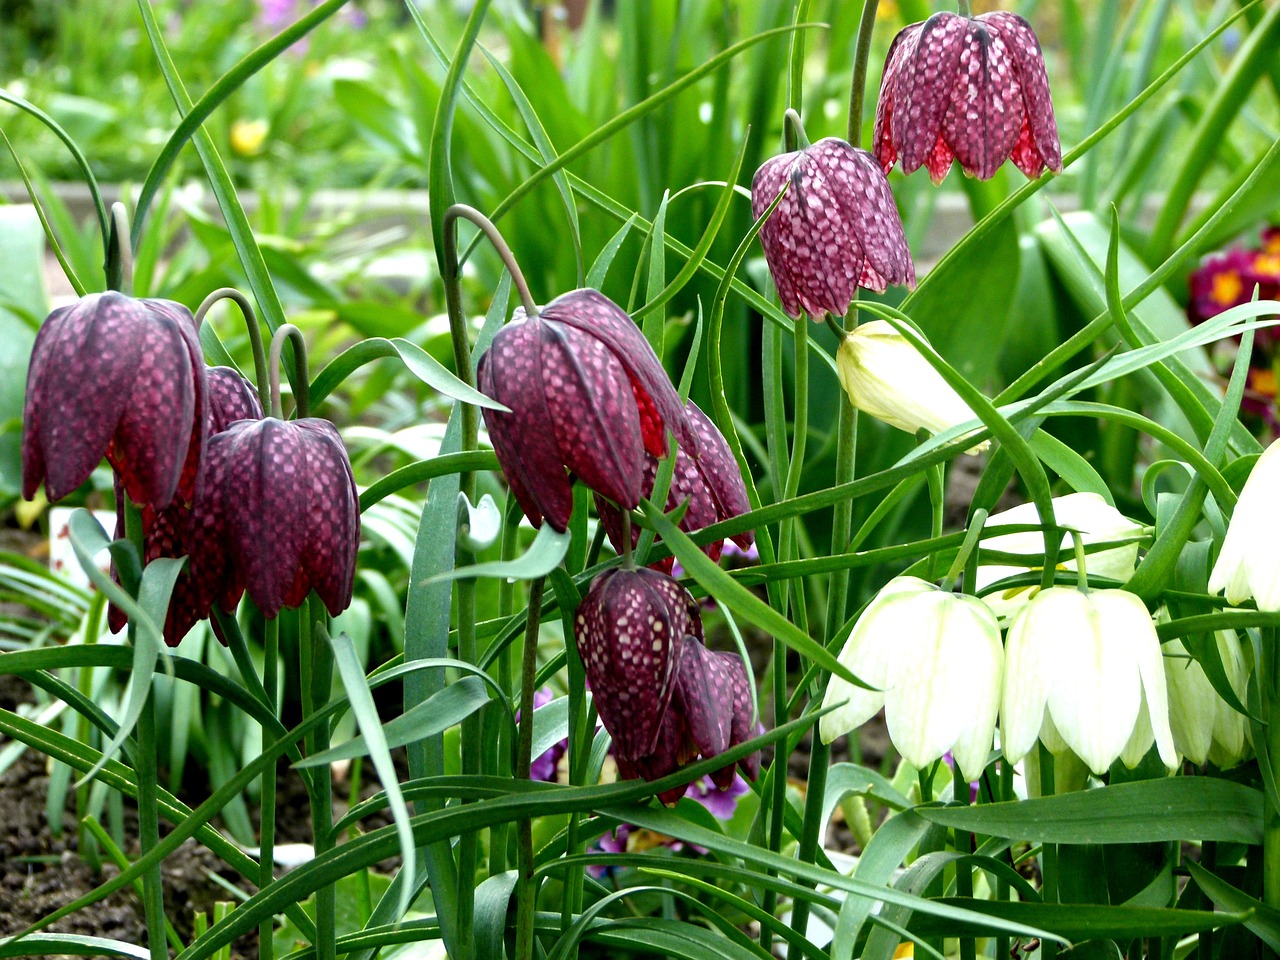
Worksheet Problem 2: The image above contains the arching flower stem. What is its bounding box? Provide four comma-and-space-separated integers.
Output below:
195, 287, 271, 411
105, 202, 133, 295
268, 323, 310, 420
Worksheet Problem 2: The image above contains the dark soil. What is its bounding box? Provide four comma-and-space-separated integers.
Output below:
0, 664, 410, 959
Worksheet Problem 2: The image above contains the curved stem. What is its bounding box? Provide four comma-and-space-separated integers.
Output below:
268, 323, 310, 420
783, 107, 811, 152
847, 0, 881, 145
195, 287, 271, 410
620, 510, 636, 569
444, 204, 538, 318
106, 202, 133, 295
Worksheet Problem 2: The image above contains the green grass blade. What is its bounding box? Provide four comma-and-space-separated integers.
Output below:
131, 0, 351, 245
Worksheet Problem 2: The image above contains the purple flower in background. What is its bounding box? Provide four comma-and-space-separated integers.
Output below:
256, 0, 299, 30
752, 137, 915, 320
520, 688, 569, 783
873, 12, 1062, 183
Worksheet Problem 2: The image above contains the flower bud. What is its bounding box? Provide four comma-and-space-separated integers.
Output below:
836, 320, 987, 451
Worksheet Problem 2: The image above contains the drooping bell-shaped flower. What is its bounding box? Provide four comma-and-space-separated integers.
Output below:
1163, 634, 1250, 769
478, 289, 696, 533
574, 567, 692, 762
200, 416, 360, 619
820, 576, 1003, 781
596, 400, 753, 564
575, 567, 760, 804
836, 320, 987, 452
629, 635, 760, 803
109, 366, 265, 644
1001, 587, 1175, 776
23, 291, 207, 508
752, 137, 915, 321
976, 493, 1146, 622
874, 12, 1062, 183
1209, 438, 1280, 611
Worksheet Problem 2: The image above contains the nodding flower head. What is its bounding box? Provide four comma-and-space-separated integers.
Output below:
575, 567, 760, 805
596, 400, 753, 567
873, 12, 1062, 183
23, 291, 206, 509
478, 289, 696, 533
109, 367, 266, 645
199, 416, 360, 619
752, 137, 914, 320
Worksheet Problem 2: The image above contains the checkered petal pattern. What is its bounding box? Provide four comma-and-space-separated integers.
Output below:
752, 138, 915, 320
873, 12, 1062, 183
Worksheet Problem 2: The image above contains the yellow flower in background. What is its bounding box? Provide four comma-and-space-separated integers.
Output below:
230, 118, 270, 157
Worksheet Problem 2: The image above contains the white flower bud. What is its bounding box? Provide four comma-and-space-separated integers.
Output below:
835, 320, 988, 453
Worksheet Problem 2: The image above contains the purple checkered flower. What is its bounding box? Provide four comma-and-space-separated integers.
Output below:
576, 567, 760, 805
873, 12, 1062, 183
752, 137, 915, 320
199, 416, 359, 619
596, 400, 753, 567
478, 289, 696, 532
109, 367, 265, 644
22, 292, 206, 509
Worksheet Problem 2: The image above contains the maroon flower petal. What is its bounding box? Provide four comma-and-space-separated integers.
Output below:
542, 290, 697, 458
872, 24, 920, 174
296, 420, 361, 617
23, 294, 143, 502
684, 402, 753, 550
479, 318, 574, 531
894, 14, 968, 178
574, 568, 692, 760
939, 20, 1022, 182
672, 637, 733, 762
542, 322, 645, 511
981, 12, 1062, 176
207, 366, 265, 433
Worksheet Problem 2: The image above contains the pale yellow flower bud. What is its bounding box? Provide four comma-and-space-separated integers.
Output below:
836, 320, 988, 452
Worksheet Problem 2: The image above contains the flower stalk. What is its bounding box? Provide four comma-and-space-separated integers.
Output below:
268, 323, 310, 420
516, 576, 547, 960
195, 287, 271, 411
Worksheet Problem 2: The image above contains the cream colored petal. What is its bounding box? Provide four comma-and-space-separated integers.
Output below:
1163, 639, 1216, 766
819, 577, 934, 743
1000, 590, 1059, 764
1042, 589, 1141, 776
1120, 697, 1155, 769
885, 592, 1002, 778
1102, 590, 1177, 770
